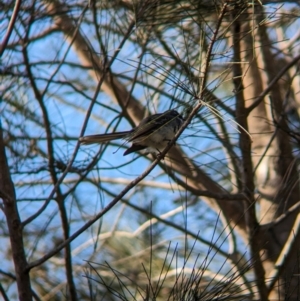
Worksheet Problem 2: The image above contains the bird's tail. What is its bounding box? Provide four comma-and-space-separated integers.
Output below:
79, 131, 131, 145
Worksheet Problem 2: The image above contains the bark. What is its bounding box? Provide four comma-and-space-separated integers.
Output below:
232, 9, 268, 299
0, 124, 32, 301
238, 6, 300, 300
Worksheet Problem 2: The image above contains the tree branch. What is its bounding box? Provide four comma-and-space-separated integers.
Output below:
0, 123, 32, 300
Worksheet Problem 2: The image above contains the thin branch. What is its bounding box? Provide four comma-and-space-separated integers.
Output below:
198, 2, 228, 100
246, 53, 300, 114
231, 6, 268, 300
0, 0, 22, 57
0, 124, 32, 300
264, 201, 300, 229
22, 2, 135, 227
267, 214, 300, 293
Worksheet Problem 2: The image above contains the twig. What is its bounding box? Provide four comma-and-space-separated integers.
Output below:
246, 53, 300, 114
0, 0, 22, 57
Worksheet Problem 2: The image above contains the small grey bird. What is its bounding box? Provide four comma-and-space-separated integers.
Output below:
79, 109, 184, 156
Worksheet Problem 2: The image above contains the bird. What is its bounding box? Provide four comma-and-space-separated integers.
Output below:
79, 109, 184, 156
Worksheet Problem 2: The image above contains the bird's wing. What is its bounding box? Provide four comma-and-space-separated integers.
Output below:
128, 110, 179, 142
79, 131, 131, 145
127, 113, 161, 141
